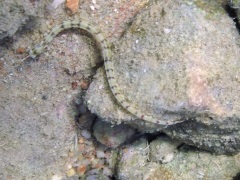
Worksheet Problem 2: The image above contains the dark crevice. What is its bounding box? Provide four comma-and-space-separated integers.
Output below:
232, 172, 240, 180
223, 1, 240, 33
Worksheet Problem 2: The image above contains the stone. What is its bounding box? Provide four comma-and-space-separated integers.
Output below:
96, 150, 105, 158
0, 0, 44, 42
93, 118, 137, 148
117, 138, 150, 179
117, 140, 240, 180
65, 0, 79, 14
149, 136, 182, 164
85, 0, 240, 154
229, 0, 240, 8
81, 129, 91, 139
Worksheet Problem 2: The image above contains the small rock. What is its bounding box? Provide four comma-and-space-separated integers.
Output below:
76, 165, 87, 176
71, 81, 78, 90
48, 0, 65, 9
66, 168, 76, 177
117, 138, 150, 179
65, 0, 79, 14
93, 118, 136, 148
16, 47, 26, 54
79, 104, 87, 114
51, 174, 63, 180
96, 150, 105, 158
103, 167, 113, 177
81, 129, 91, 139
80, 80, 89, 90
149, 136, 182, 163
86, 174, 111, 180
78, 112, 95, 131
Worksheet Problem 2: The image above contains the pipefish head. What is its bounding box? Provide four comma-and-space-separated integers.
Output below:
29, 44, 44, 59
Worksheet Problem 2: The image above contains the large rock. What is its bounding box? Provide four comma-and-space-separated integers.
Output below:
85, 0, 240, 154
117, 137, 240, 180
0, 0, 45, 43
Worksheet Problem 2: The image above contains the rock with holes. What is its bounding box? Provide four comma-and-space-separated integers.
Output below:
85, 0, 240, 154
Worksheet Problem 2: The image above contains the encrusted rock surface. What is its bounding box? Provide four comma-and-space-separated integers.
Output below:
117, 137, 240, 180
0, 0, 149, 178
93, 118, 137, 148
149, 136, 182, 164
0, 0, 45, 42
1, 0, 240, 179
85, 0, 240, 154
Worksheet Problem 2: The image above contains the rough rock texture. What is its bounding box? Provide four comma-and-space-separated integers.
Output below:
230, 0, 240, 8
0, 0, 46, 42
149, 136, 182, 163
0, 62, 77, 179
227, 0, 240, 34
1, 0, 239, 179
0, 0, 150, 178
85, 0, 240, 154
93, 118, 137, 148
117, 138, 151, 179
117, 137, 240, 180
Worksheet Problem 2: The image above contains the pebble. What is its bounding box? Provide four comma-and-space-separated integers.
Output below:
103, 167, 112, 176
16, 47, 26, 54
48, 0, 65, 9
80, 80, 89, 90
96, 150, 105, 158
77, 165, 87, 175
51, 174, 63, 180
149, 136, 182, 164
71, 82, 78, 90
81, 130, 91, 139
66, 168, 76, 177
65, 0, 79, 14
79, 104, 87, 114
93, 118, 136, 148
90, 5, 95, 11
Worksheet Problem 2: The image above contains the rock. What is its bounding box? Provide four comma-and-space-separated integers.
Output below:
81, 129, 91, 139
85, 0, 240, 154
117, 138, 240, 180
102, 167, 113, 177
66, 168, 77, 177
96, 150, 105, 158
77, 111, 96, 131
225, 0, 240, 34
65, 0, 79, 14
48, 0, 65, 10
149, 136, 182, 164
85, 174, 111, 180
117, 138, 150, 179
0, 0, 44, 42
93, 118, 137, 148
229, 0, 240, 8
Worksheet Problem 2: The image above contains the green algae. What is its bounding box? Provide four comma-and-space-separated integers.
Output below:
192, 0, 226, 20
